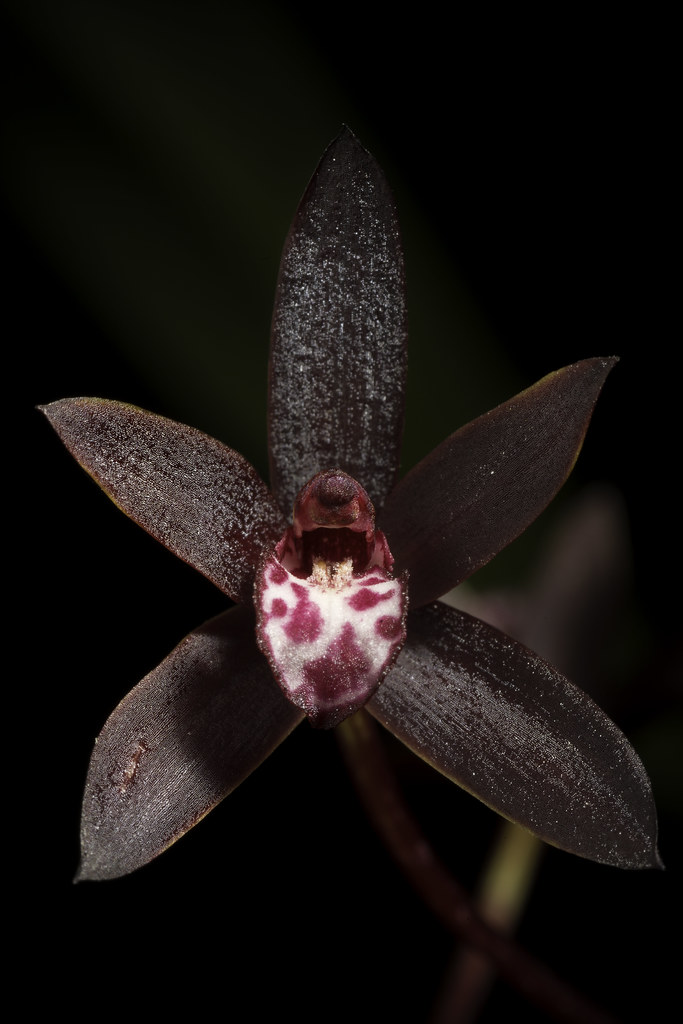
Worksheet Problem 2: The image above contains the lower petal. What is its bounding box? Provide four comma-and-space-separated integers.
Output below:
78, 605, 303, 881
367, 602, 660, 869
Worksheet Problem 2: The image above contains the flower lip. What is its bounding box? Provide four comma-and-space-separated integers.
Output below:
255, 468, 408, 728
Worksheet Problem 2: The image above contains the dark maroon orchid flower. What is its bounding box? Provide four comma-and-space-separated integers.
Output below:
42, 128, 659, 882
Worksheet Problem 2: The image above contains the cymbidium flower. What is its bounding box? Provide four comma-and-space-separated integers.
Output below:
42, 128, 659, 882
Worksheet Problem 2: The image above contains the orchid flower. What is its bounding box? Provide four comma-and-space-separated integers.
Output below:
41, 128, 659, 882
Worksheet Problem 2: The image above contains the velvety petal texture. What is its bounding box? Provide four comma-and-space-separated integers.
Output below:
77, 606, 304, 881
42, 130, 659, 882
268, 127, 407, 516
383, 358, 618, 609
41, 398, 286, 603
368, 602, 660, 869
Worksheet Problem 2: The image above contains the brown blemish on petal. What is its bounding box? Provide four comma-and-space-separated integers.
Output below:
115, 740, 149, 794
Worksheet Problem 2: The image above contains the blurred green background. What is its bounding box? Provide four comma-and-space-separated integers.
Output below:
7, 3, 677, 1022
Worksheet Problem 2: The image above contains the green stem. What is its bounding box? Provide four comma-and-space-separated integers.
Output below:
432, 822, 544, 1023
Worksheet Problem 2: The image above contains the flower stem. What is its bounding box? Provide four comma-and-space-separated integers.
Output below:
336, 709, 617, 1024
432, 822, 544, 1024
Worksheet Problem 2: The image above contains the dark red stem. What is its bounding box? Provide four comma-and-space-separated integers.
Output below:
336, 709, 619, 1024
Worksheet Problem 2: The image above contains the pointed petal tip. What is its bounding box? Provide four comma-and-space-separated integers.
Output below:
336, 123, 356, 140
73, 852, 142, 883
38, 397, 69, 421
72, 857, 107, 884
72, 863, 89, 885
316, 125, 371, 172
564, 829, 663, 871
39, 397, 94, 414
568, 354, 619, 378
551, 355, 619, 399
328, 125, 377, 165
601, 839, 663, 871
332, 124, 364, 150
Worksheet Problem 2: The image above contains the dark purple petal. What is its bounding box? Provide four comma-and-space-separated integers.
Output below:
268, 127, 408, 517
41, 398, 286, 603
368, 602, 660, 869
77, 606, 304, 881
382, 358, 618, 608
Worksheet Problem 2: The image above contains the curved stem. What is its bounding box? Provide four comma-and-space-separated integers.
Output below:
336, 709, 618, 1024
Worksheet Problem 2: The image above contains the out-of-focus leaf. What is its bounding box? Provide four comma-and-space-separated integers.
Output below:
77, 606, 304, 881
382, 358, 617, 608
5, 2, 360, 453
368, 602, 660, 869
269, 127, 407, 517
41, 398, 286, 603
521, 484, 633, 694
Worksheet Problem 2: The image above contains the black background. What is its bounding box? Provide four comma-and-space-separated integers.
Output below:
6, 3, 678, 1021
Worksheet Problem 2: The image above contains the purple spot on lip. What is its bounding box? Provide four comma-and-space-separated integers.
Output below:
269, 563, 288, 585
302, 623, 370, 704
284, 588, 322, 643
358, 575, 385, 586
348, 588, 392, 611
271, 598, 287, 618
375, 615, 402, 640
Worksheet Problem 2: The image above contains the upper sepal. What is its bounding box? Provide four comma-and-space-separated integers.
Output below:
77, 605, 304, 881
268, 127, 408, 517
40, 398, 286, 603
368, 601, 660, 869
382, 358, 618, 608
